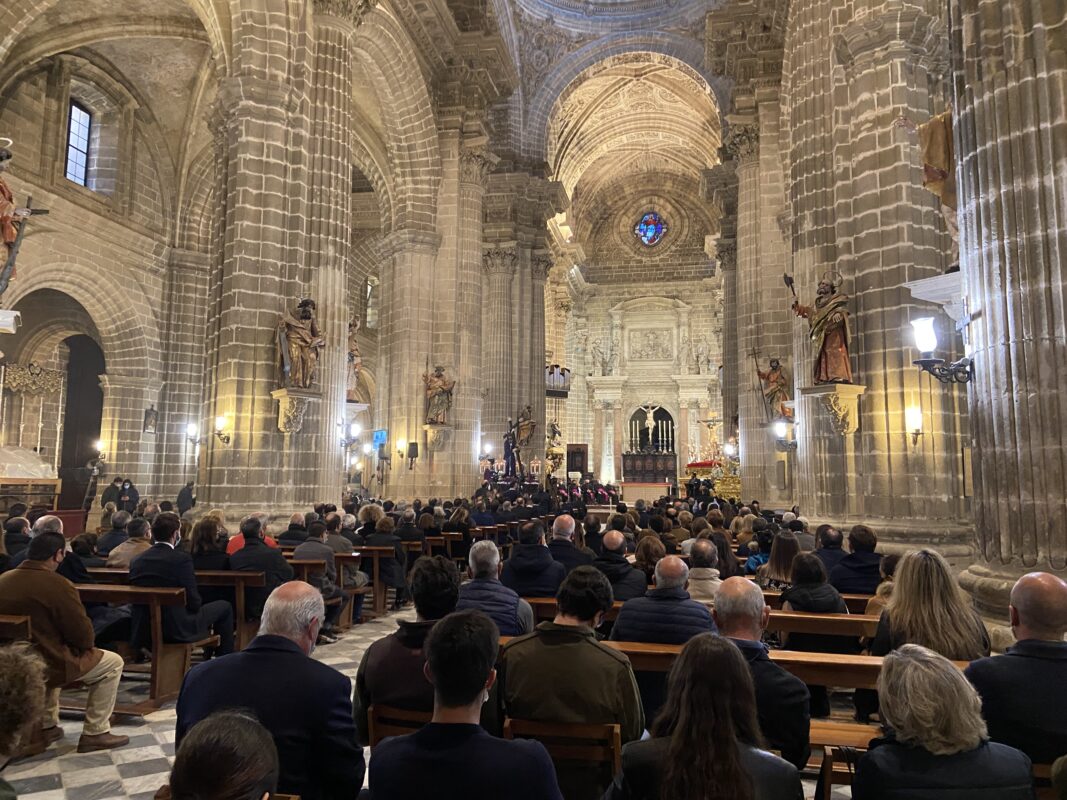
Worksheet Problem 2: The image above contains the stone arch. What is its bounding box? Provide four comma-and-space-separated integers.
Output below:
523, 31, 718, 160
4, 262, 161, 383
352, 6, 440, 233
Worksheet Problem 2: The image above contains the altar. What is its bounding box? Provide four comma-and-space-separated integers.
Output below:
621, 452, 678, 484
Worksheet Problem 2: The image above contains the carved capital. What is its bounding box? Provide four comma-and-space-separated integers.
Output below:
312, 0, 378, 26
531, 253, 553, 280
459, 148, 497, 188
483, 245, 518, 275
715, 240, 737, 271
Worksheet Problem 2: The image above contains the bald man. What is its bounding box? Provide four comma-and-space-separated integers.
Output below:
592, 531, 648, 601
610, 556, 715, 644
965, 571, 1067, 763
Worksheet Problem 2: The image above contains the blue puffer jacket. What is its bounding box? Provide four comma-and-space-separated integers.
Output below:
609, 587, 716, 644
456, 578, 524, 636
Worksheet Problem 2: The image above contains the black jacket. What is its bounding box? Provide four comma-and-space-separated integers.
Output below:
278, 524, 309, 547
4, 530, 30, 557
592, 551, 648, 601
101, 482, 122, 508
129, 543, 205, 643
230, 537, 294, 618
369, 723, 561, 800
547, 538, 594, 574
176, 635, 364, 800
780, 582, 858, 654
610, 587, 716, 644
176, 486, 196, 515
965, 638, 1067, 763
604, 737, 802, 800
852, 735, 1033, 800
500, 544, 566, 598
829, 550, 883, 595
730, 638, 811, 770
364, 532, 406, 589
814, 547, 847, 575
95, 528, 128, 556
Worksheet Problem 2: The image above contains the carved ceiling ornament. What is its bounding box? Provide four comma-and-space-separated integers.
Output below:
518, 9, 596, 99
312, 0, 378, 26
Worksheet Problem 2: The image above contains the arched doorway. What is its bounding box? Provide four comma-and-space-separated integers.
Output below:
627, 405, 676, 453
59, 335, 105, 509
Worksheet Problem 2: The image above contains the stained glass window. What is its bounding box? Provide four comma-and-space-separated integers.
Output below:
65, 101, 92, 186
634, 211, 667, 247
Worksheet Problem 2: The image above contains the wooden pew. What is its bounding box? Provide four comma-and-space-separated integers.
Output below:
342, 546, 404, 616
88, 567, 266, 649
0, 613, 30, 641
75, 584, 219, 713
763, 590, 873, 615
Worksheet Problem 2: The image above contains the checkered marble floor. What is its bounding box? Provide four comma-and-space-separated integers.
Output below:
4, 609, 852, 800
3, 609, 414, 800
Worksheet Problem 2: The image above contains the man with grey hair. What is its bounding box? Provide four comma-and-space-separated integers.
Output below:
176, 581, 364, 800
9, 515, 95, 585
714, 576, 810, 770
610, 555, 715, 644
687, 538, 722, 605
96, 510, 132, 556
455, 539, 534, 635
230, 514, 294, 618
547, 513, 594, 574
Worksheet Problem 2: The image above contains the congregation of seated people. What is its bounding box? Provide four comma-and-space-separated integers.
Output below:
1, 485, 1066, 800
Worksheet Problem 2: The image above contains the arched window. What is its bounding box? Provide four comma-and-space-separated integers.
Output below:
65, 101, 92, 186
634, 211, 667, 247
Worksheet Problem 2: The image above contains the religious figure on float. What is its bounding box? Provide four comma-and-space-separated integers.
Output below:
786, 272, 853, 384
422, 365, 455, 425
277, 299, 325, 389
757, 358, 793, 420
515, 404, 536, 448
0, 141, 49, 303
346, 316, 362, 402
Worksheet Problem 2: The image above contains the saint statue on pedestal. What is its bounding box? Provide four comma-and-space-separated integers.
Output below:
791, 272, 853, 384
422, 366, 455, 425
515, 404, 536, 448
346, 317, 362, 402
277, 299, 325, 389
757, 358, 793, 420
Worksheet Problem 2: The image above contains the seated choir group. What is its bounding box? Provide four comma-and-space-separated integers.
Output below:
0, 492, 1066, 800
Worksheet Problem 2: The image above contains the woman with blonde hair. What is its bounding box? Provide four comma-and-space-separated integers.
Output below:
852, 644, 1032, 799
735, 513, 759, 555
870, 549, 989, 661
356, 503, 383, 539
99, 501, 117, 532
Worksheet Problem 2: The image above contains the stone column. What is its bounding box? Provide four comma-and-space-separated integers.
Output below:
592, 402, 604, 480
482, 244, 517, 448
199, 75, 310, 515
951, 0, 1067, 643
829, 3, 968, 539
530, 253, 551, 453
377, 229, 441, 499
306, 7, 358, 505
718, 243, 738, 434
155, 247, 210, 497
678, 402, 691, 467
611, 401, 624, 484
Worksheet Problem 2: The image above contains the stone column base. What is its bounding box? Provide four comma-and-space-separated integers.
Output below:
958, 563, 1028, 653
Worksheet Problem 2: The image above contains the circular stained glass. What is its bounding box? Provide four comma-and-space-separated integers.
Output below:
634, 211, 667, 247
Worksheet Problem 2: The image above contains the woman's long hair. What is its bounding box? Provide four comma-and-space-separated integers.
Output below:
887, 549, 988, 661
190, 518, 223, 557
710, 531, 740, 578
651, 634, 762, 800
760, 532, 800, 584
170, 711, 278, 800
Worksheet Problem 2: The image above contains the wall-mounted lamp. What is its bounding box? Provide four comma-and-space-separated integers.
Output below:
93, 439, 106, 460
772, 418, 797, 452
186, 423, 201, 445
905, 406, 923, 446
341, 422, 362, 448
397, 438, 407, 458
911, 317, 973, 384
362, 442, 373, 456
214, 415, 231, 445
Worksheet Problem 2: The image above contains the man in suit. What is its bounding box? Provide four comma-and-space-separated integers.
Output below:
591, 531, 647, 602
230, 514, 294, 619
965, 571, 1067, 764
714, 577, 810, 771
176, 582, 364, 800
547, 514, 594, 574
129, 513, 234, 655
829, 525, 882, 595
0, 531, 129, 752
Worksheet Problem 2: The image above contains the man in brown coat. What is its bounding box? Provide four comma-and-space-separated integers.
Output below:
0, 531, 129, 752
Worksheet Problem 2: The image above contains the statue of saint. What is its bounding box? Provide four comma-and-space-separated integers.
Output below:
679, 334, 691, 374
792, 273, 853, 384
515, 404, 536, 448
546, 419, 563, 450
346, 317, 363, 402
422, 366, 455, 425
278, 299, 325, 389
591, 339, 605, 376
757, 358, 793, 420
694, 336, 710, 375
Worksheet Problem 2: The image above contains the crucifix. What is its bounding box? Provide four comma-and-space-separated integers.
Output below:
0, 194, 49, 304
639, 403, 661, 434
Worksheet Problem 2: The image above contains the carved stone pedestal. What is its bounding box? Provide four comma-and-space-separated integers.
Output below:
798, 384, 866, 436
423, 423, 452, 454
271, 388, 320, 435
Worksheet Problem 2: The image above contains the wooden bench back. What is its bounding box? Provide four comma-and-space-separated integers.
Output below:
503, 718, 622, 774
367, 704, 432, 748
0, 613, 31, 641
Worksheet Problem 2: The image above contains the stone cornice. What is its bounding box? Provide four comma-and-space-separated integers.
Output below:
312, 0, 378, 27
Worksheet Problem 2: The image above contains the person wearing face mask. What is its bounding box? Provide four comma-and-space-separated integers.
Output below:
175, 582, 364, 800
116, 479, 140, 514
129, 512, 234, 656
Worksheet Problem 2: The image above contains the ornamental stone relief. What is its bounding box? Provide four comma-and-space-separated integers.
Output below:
628, 329, 673, 360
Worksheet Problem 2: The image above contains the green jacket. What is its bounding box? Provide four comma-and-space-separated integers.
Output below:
499, 621, 644, 799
